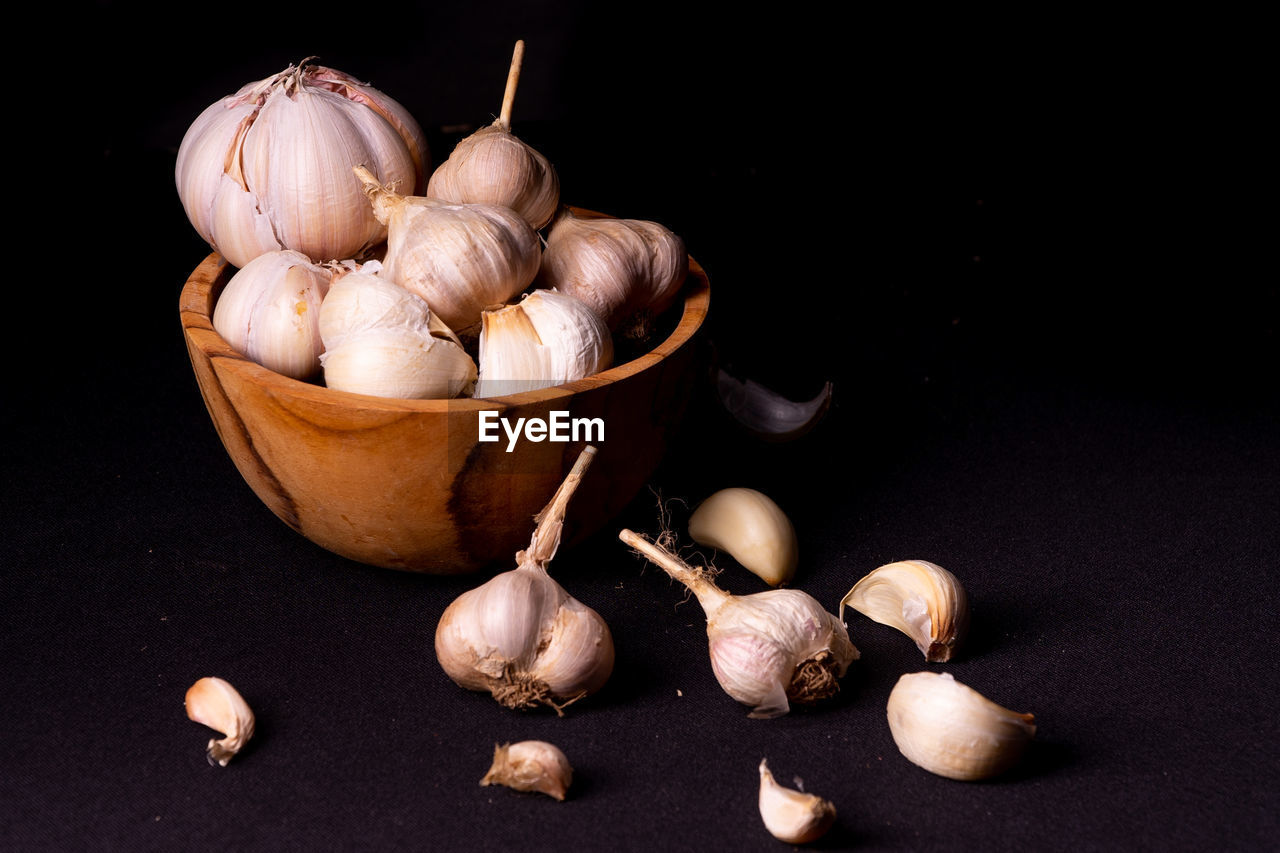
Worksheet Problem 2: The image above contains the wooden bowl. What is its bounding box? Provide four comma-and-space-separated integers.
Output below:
179, 245, 710, 573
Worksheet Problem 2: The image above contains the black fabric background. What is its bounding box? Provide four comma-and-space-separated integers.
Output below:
6, 4, 1276, 851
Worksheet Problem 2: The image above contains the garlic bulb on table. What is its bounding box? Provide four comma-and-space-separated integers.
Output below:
427, 40, 560, 231
620, 529, 858, 718
474, 290, 613, 398
353, 166, 541, 333
176, 59, 428, 269
435, 446, 614, 713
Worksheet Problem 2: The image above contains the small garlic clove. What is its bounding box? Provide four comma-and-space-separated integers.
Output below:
758, 759, 836, 844
886, 671, 1036, 781
715, 369, 833, 442
840, 560, 969, 662
320, 326, 477, 400
688, 488, 799, 587
185, 677, 255, 767
480, 741, 573, 801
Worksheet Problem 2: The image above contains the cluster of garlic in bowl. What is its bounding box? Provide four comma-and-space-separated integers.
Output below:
174, 44, 688, 401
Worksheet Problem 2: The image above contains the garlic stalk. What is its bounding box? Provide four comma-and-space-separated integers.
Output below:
354, 165, 541, 333
539, 207, 689, 338
480, 740, 573, 801
427, 41, 560, 231
840, 560, 969, 662
886, 672, 1036, 781
434, 446, 614, 713
619, 529, 857, 718
176, 59, 428, 269
185, 677, 255, 767
474, 290, 613, 398
758, 759, 837, 844
687, 487, 799, 587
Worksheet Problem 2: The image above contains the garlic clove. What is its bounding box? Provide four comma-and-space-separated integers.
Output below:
480, 740, 573, 801
185, 677, 255, 767
840, 560, 969, 662
317, 267, 434, 349
688, 488, 799, 587
886, 672, 1036, 781
715, 369, 833, 442
758, 759, 836, 844
319, 326, 477, 400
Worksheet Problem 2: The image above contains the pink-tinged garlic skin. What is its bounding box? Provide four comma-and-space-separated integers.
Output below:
427, 124, 561, 231
185, 677, 255, 767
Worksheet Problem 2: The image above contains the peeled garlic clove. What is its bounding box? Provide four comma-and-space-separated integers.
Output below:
539, 207, 688, 337
688, 488, 799, 587
758, 759, 836, 844
840, 560, 969, 662
185, 677, 255, 767
716, 369, 833, 442
474, 290, 613, 398
480, 740, 573, 801
212, 249, 332, 379
886, 672, 1036, 781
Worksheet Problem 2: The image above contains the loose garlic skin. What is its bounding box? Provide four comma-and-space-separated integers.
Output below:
886, 672, 1036, 781
354, 166, 541, 333
474, 290, 613, 398
176, 61, 427, 269
481, 741, 573, 801
185, 677, 255, 767
758, 759, 836, 844
212, 250, 332, 379
840, 560, 969, 662
688, 488, 799, 587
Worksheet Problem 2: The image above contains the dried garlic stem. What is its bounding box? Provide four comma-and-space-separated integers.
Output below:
521, 445, 597, 570
498, 40, 525, 131
619, 528, 729, 616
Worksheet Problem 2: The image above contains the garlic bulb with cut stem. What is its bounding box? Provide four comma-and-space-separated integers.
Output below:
758, 758, 837, 844
185, 677, 254, 767
474, 290, 613, 399
886, 671, 1036, 781
688, 487, 799, 587
840, 560, 969, 662
619, 529, 858, 718
427, 40, 560, 230
212, 249, 334, 379
435, 446, 614, 713
539, 207, 688, 338
480, 740, 573, 801
353, 165, 541, 333
176, 59, 428, 269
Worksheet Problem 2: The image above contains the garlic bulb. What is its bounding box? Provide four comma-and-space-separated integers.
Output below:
620, 529, 857, 719
212, 249, 333, 379
480, 740, 573, 801
474, 290, 613, 398
758, 759, 837, 844
176, 59, 428, 269
687, 487, 799, 587
539, 207, 688, 337
427, 41, 560, 230
354, 165, 541, 333
840, 560, 969, 662
185, 677, 255, 766
435, 446, 614, 713
887, 672, 1036, 781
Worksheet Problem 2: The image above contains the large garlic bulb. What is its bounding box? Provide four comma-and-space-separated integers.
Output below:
427, 40, 560, 231
176, 60, 428, 269
435, 447, 614, 713
353, 166, 541, 333
539, 208, 688, 337
474, 290, 613, 399
212, 249, 335, 379
620, 530, 858, 719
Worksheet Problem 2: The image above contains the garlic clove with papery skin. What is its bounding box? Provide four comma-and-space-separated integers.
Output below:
840, 560, 969, 662
688, 488, 799, 587
185, 677, 255, 767
758, 759, 836, 844
886, 671, 1036, 781
480, 740, 573, 801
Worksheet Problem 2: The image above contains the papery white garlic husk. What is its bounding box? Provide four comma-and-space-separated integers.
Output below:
435, 447, 614, 713
354, 165, 541, 333
688, 487, 799, 587
840, 560, 969, 662
212, 249, 333, 379
185, 677, 255, 767
320, 326, 477, 399
620, 530, 858, 719
539, 207, 689, 337
887, 672, 1036, 781
480, 740, 573, 801
474, 290, 613, 398
758, 759, 836, 844
176, 60, 428, 269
